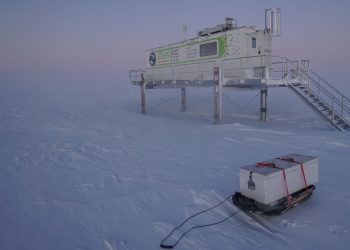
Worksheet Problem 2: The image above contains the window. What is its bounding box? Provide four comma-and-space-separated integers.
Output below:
252, 37, 256, 48
200, 42, 217, 57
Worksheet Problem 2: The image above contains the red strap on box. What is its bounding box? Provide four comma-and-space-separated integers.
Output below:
256, 162, 292, 207
276, 158, 309, 195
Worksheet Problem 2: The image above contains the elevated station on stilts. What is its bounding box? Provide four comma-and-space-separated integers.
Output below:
130, 8, 350, 131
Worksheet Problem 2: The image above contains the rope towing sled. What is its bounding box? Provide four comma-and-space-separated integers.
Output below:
160, 153, 318, 248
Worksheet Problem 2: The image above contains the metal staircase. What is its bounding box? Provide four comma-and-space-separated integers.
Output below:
273, 57, 350, 131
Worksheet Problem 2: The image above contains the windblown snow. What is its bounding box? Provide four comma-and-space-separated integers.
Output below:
0, 74, 349, 250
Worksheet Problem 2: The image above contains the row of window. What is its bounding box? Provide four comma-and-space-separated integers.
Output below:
199, 42, 217, 57
197, 37, 258, 59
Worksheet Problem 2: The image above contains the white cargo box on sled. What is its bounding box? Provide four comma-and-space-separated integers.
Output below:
239, 153, 318, 205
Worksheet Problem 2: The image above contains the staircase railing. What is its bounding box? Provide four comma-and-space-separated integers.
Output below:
308, 68, 350, 116
271, 56, 350, 124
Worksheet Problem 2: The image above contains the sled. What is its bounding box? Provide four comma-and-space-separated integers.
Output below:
232, 185, 315, 216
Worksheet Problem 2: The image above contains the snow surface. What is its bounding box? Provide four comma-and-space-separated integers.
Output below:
1, 74, 350, 250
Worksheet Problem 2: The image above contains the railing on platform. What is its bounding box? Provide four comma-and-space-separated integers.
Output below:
271, 57, 309, 84
130, 55, 271, 87
129, 69, 145, 85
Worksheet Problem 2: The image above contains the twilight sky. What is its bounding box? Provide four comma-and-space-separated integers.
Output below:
1, 0, 350, 86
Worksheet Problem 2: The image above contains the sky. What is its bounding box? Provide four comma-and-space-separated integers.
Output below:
1, 0, 350, 87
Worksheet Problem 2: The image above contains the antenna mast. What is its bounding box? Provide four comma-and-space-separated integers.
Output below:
182, 25, 188, 42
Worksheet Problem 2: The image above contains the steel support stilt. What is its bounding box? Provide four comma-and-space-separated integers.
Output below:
141, 76, 146, 114
214, 67, 222, 124
260, 88, 268, 122
181, 88, 186, 112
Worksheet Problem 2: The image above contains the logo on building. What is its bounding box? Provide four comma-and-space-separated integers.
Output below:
149, 52, 156, 66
